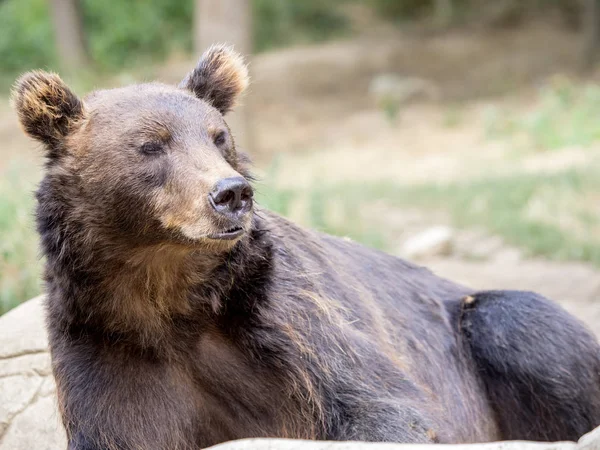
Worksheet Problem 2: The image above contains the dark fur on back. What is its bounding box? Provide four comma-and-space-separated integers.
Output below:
459, 291, 600, 441
12, 47, 600, 449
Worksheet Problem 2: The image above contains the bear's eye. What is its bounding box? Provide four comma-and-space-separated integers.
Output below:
139, 142, 164, 155
213, 131, 227, 147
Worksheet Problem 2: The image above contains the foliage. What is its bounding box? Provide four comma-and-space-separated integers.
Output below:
370, 0, 583, 27
256, 157, 386, 251
0, 163, 42, 315
253, 0, 349, 52
370, 167, 600, 265
0, 0, 56, 90
81, 0, 193, 70
486, 77, 600, 151
371, 0, 444, 21
0, 0, 349, 92
259, 160, 600, 267
0, 0, 588, 92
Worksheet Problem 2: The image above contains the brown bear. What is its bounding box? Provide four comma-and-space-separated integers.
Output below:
12, 45, 600, 450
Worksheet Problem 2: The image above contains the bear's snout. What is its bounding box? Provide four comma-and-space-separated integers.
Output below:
209, 176, 253, 219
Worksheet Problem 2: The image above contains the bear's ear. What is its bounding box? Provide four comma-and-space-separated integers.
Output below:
179, 44, 249, 115
11, 71, 84, 152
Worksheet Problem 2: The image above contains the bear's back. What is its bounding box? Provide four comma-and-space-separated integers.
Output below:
261, 211, 499, 442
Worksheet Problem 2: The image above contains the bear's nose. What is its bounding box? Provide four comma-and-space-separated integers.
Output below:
209, 177, 253, 216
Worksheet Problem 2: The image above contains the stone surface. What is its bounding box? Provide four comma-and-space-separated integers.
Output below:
0, 394, 67, 450
208, 438, 580, 450
0, 297, 66, 449
398, 226, 454, 260
369, 74, 439, 106
0, 353, 51, 378
0, 296, 48, 359
0, 376, 42, 436
579, 425, 600, 450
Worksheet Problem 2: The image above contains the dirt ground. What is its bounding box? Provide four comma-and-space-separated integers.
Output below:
2, 19, 599, 335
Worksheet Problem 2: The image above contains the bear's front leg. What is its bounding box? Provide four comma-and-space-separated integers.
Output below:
53, 341, 199, 450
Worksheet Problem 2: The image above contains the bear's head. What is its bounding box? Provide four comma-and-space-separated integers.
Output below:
12, 45, 254, 255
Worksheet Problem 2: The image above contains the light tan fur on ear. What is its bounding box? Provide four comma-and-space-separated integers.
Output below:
11, 71, 84, 152
179, 44, 249, 114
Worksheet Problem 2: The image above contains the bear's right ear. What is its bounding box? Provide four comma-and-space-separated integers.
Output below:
11, 71, 84, 155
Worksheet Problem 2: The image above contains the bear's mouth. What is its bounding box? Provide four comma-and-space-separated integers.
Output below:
207, 226, 244, 240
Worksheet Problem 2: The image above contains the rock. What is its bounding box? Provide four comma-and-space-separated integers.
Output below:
449, 229, 523, 263
0, 353, 51, 378
452, 230, 504, 261
0, 296, 65, 449
0, 394, 67, 450
369, 74, 439, 107
0, 375, 43, 436
38, 377, 57, 397
579, 425, 600, 450
398, 226, 454, 260
0, 296, 48, 359
207, 437, 579, 450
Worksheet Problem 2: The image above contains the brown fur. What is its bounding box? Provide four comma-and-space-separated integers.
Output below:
11, 71, 84, 156
179, 44, 249, 114
12, 47, 600, 449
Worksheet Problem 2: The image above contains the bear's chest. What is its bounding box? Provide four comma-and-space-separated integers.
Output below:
182, 330, 313, 443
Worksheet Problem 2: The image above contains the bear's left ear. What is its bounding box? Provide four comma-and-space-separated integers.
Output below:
11, 71, 84, 153
179, 44, 249, 115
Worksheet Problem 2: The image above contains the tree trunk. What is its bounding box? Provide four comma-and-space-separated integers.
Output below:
49, 0, 91, 72
194, 0, 254, 153
194, 0, 252, 55
583, 0, 600, 70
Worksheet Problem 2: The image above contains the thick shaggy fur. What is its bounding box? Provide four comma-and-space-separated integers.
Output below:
12, 47, 600, 450
11, 71, 84, 156
179, 44, 249, 114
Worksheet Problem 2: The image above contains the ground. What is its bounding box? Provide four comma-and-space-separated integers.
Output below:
0, 19, 599, 336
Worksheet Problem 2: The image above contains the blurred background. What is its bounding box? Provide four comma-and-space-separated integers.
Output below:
0, 0, 599, 336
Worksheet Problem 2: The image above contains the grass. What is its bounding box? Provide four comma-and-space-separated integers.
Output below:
485, 77, 600, 151
0, 162, 42, 315
3, 159, 600, 316
255, 183, 386, 250
3, 77, 600, 316
369, 168, 600, 264
258, 160, 600, 266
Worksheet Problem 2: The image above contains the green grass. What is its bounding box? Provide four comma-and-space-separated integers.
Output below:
485, 77, 600, 151
256, 182, 386, 250
368, 168, 600, 264
4, 77, 600, 315
258, 161, 600, 266
0, 163, 42, 315
3, 160, 600, 316
255, 154, 386, 249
